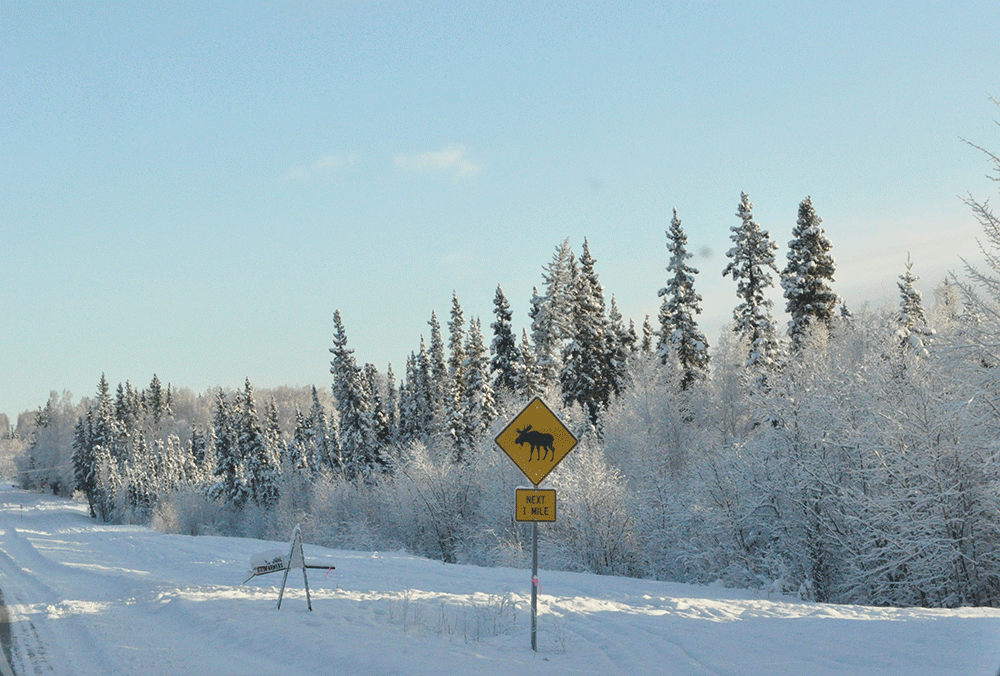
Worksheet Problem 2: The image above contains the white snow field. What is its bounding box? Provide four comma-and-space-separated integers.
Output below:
0, 484, 998, 676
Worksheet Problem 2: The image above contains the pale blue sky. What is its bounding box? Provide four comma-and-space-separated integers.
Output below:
2, 1, 998, 420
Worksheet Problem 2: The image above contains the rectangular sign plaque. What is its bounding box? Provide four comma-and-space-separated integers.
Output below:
515, 488, 556, 522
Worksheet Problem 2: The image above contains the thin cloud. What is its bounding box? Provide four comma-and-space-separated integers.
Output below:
282, 152, 360, 181
393, 145, 483, 178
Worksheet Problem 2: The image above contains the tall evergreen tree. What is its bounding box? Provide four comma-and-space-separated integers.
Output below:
527, 287, 554, 389
605, 296, 632, 396
782, 196, 839, 349
445, 295, 467, 454
447, 292, 466, 382
288, 407, 312, 473
658, 208, 710, 388
92, 376, 118, 508
397, 353, 419, 443
189, 425, 208, 470
143, 374, 171, 426
723, 192, 782, 369
257, 399, 283, 507
210, 389, 249, 508
364, 363, 391, 470
531, 239, 579, 390
897, 255, 934, 356
490, 284, 521, 395
385, 363, 399, 443
401, 339, 436, 442
561, 239, 611, 424
307, 385, 334, 472
114, 381, 141, 434
517, 329, 537, 396
458, 317, 496, 461
72, 411, 96, 518
641, 315, 654, 355
330, 310, 373, 478
236, 380, 275, 507
426, 311, 449, 437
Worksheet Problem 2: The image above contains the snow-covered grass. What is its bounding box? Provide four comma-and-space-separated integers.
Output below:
0, 484, 997, 676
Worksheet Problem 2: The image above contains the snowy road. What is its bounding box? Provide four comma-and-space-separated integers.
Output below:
0, 485, 998, 675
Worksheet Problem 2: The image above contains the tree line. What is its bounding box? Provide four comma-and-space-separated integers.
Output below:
14, 128, 1000, 607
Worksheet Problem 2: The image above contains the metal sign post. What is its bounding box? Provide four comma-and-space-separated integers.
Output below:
531, 521, 539, 652
496, 397, 577, 652
516, 487, 556, 650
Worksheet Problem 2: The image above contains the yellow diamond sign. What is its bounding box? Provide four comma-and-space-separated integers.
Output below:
495, 397, 578, 486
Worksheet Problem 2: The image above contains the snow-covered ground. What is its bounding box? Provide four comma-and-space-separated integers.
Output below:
0, 484, 997, 676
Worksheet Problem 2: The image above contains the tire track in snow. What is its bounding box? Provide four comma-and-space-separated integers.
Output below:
0, 586, 16, 676
630, 615, 727, 676
550, 595, 727, 676
0, 529, 104, 674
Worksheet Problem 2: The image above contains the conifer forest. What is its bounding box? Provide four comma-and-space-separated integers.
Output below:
11, 132, 1000, 610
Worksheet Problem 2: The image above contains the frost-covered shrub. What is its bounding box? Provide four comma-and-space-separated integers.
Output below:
305, 471, 386, 553
150, 485, 230, 536
546, 438, 641, 576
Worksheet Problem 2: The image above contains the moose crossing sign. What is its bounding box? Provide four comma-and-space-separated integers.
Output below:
495, 397, 578, 486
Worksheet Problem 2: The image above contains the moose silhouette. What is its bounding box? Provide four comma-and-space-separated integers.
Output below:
515, 425, 555, 462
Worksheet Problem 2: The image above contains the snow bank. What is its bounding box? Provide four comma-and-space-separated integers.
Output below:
0, 484, 997, 675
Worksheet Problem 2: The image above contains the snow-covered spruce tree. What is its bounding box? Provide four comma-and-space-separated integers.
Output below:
781, 197, 839, 350
112, 382, 141, 467
605, 296, 633, 397
363, 363, 391, 471
445, 293, 467, 458
286, 387, 334, 477
426, 311, 449, 439
209, 389, 247, 508
398, 341, 434, 444
385, 363, 399, 443
72, 412, 96, 517
397, 353, 419, 443
288, 407, 313, 474
256, 398, 283, 508
307, 385, 335, 472
723, 192, 782, 369
490, 284, 521, 396
657, 208, 710, 389
143, 373, 172, 427
122, 433, 153, 518
897, 255, 934, 358
531, 239, 578, 390
330, 310, 375, 479
640, 315, 654, 355
447, 291, 466, 382
517, 328, 537, 396
73, 375, 117, 519
561, 239, 611, 425
235, 380, 279, 508
459, 317, 496, 459
189, 425, 208, 471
